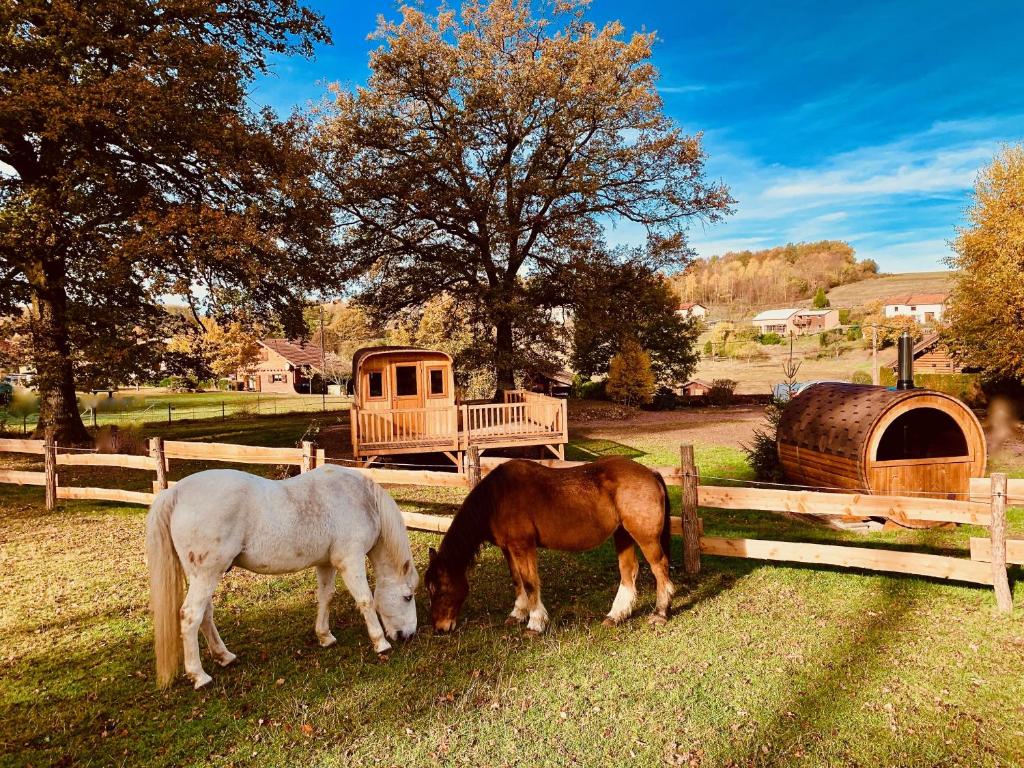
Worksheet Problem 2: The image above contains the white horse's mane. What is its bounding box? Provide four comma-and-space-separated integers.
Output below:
368, 480, 415, 573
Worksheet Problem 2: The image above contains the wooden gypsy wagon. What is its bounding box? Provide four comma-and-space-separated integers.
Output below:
777, 383, 986, 524
349, 347, 568, 469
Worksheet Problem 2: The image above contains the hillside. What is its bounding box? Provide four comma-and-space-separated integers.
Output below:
670, 241, 878, 311
824, 271, 954, 309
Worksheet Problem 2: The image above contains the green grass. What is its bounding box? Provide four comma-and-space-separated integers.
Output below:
1, 388, 350, 433
2, 416, 1023, 767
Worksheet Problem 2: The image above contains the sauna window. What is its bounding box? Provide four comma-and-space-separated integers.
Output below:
428, 367, 446, 397
875, 408, 968, 461
395, 365, 418, 396
367, 371, 384, 399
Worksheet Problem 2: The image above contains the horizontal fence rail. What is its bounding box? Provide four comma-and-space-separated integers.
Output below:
1, 437, 1017, 610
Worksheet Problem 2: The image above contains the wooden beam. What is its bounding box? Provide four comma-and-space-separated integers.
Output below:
56, 487, 154, 506
970, 476, 1024, 505
44, 431, 56, 511
0, 438, 46, 454
696, 485, 990, 526
680, 445, 701, 578
0, 469, 47, 486
150, 437, 168, 492
700, 536, 994, 585
162, 440, 303, 465
969, 537, 1024, 565
56, 453, 157, 470
989, 473, 1013, 612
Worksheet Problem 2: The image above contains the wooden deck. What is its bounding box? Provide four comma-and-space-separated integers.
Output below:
351, 391, 568, 465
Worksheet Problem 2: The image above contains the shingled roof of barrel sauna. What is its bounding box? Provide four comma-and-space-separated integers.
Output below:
777, 383, 986, 521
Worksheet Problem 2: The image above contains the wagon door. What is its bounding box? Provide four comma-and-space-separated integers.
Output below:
390, 362, 424, 439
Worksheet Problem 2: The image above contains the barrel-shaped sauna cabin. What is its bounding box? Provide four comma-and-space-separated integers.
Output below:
777, 383, 986, 512
349, 346, 568, 468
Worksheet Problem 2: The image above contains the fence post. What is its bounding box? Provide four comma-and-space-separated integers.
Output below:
167, 404, 172, 424
301, 440, 315, 473
680, 444, 701, 578
221, 402, 226, 421
990, 473, 1013, 613
467, 445, 481, 488
44, 429, 57, 511
150, 436, 168, 492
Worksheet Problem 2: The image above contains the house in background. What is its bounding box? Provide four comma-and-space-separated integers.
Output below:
676, 302, 708, 320
884, 333, 967, 374
751, 308, 840, 336
676, 379, 712, 397
524, 370, 574, 398
236, 338, 325, 394
883, 294, 947, 324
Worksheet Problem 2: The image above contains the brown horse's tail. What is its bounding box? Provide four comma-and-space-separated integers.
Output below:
146, 487, 183, 688
656, 471, 671, 564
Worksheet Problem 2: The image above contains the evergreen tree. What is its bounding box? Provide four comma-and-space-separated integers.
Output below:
606, 340, 656, 406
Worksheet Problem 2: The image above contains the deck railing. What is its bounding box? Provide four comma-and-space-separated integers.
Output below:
464, 393, 565, 441
354, 406, 459, 450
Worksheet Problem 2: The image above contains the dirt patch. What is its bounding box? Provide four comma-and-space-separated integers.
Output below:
571, 405, 765, 450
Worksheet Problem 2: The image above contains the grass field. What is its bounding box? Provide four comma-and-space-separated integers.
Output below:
1, 388, 350, 434
2, 411, 1023, 767
825, 271, 954, 309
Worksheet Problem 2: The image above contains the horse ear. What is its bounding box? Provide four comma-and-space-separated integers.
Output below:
428, 546, 437, 562
402, 559, 411, 575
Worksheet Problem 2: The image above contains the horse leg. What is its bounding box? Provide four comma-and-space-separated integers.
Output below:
181, 572, 219, 688
335, 556, 391, 655
501, 547, 529, 624
512, 547, 548, 634
315, 565, 338, 647
200, 601, 236, 667
636, 538, 676, 625
603, 527, 640, 626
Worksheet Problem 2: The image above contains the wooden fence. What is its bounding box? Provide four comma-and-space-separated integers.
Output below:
1, 437, 1020, 612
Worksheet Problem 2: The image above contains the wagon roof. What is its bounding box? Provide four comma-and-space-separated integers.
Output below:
350, 346, 452, 372
776, 383, 927, 461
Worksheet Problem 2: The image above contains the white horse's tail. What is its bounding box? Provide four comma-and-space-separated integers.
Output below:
145, 488, 183, 688
371, 480, 416, 573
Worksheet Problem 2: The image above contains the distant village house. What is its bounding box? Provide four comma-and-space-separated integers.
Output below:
676, 379, 712, 397
884, 333, 967, 374
883, 294, 947, 325
676, 302, 708, 320
751, 308, 840, 336
235, 338, 325, 394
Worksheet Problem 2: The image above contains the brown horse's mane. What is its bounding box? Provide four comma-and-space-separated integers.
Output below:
437, 474, 497, 571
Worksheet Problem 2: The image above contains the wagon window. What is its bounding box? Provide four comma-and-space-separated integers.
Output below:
367, 371, 384, 399
395, 365, 418, 396
875, 408, 969, 461
428, 367, 446, 397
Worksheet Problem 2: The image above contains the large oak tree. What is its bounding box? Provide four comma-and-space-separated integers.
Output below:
324, 0, 732, 393
0, 0, 338, 442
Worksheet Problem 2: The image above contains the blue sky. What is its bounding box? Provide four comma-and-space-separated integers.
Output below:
252, 1, 1024, 273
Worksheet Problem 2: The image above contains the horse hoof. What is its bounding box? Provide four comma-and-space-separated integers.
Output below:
193, 673, 214, 690
216, 652, 238, 668
318, 634, 337, 648
601, 617, 617, 628
648, 614, 668, 626
505, 615, 525, 626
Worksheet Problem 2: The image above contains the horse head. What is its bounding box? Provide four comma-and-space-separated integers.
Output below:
425, 546, 468, 632
373, 555, 419, 643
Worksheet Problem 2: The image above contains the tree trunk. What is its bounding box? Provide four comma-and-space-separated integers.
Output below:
493, 317, 516, 397
28, 257, 92, 445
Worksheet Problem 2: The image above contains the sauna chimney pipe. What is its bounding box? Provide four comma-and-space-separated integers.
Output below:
896, 330, 914, 390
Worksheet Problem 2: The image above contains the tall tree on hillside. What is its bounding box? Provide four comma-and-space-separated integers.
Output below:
323, 0, 732, 394
0, 0, 337, 442
945, 145, 1024, 382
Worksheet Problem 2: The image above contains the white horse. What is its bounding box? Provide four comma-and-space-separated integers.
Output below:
146, 465, 419, 689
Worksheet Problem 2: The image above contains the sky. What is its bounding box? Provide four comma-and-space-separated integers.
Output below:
251, 1, 1024, 273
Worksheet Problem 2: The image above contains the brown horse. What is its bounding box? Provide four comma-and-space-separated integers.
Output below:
424, 457, 675, 634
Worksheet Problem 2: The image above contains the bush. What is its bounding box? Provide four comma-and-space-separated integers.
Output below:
607, 340, 656, 406
162, 375, 198, 392
757, 332, 783, 345
851, 370, 872, 385
846, 325, 863, 342
572, 376, 607, 400
703, 340, 713, 356
650, 385, 679, 411
743, 397, 786, 482
838, 308, 851, 325
707, 378, 738, 406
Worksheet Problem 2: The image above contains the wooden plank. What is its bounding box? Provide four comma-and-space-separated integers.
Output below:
401, 511, 452, 533
679, 445, 701, 577
0, 438, 46, 454
162, 440, 303, 465
700, 536, 994, 585
56, 453, 157, 470
969, 537, 1024, 565
989, 473, 1013, 612
342, 465, 469, 488
56, 486, 154, 505
970, 476, 1024, 504
696, 485, 990, 526
0, 469, 47, 486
